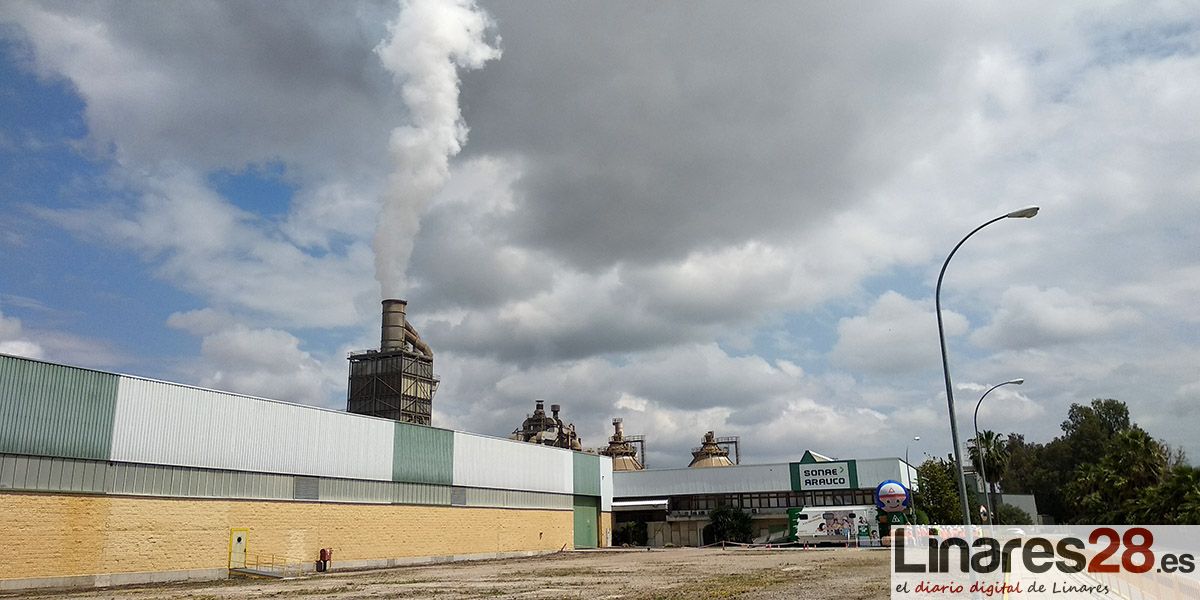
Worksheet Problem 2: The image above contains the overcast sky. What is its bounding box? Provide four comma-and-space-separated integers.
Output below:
2, 1, 1198, 468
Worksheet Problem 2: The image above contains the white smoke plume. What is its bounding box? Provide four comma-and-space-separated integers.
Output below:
374, 0, 500, 298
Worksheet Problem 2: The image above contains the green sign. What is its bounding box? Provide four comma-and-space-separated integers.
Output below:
789, 461, 859, 491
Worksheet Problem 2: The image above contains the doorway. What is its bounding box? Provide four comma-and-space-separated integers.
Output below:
229, 529, 248, 568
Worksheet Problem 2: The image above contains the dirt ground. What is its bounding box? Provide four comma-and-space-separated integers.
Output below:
2, 548, 891, 600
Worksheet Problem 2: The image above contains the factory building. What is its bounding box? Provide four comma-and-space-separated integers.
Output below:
0, 353, 612, 591
611, 449, 915, 547
346, 299, 438, 425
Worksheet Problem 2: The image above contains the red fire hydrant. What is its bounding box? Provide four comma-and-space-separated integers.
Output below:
317, 548, 332, 572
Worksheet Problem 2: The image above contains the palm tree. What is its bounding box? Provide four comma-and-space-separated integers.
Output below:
968, 430, 1009, 522
1067, 427, 1169, 523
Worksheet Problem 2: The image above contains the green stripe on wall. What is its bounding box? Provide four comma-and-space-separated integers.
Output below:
0, 354, 119, 460
572, 452, 601, 496
393, 421, 454, 485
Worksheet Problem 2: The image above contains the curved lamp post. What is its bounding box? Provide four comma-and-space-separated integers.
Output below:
973, 379, 1023, 525
905, 435, 921, 487
937, 206, 1038, 525
905, 435, 921, 522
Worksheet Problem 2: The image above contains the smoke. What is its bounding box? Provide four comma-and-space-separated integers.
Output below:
373, 0, 500, 298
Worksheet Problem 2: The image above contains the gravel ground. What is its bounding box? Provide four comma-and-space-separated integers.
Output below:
3, 547, 891, 600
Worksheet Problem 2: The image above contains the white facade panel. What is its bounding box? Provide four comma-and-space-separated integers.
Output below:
856, 458, 913, 491
110, 376, 393, 481
451, 432, 573, 494
600, 456, 613, 511
613, 463, 791, 498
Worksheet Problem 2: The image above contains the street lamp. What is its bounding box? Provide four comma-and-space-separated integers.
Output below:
974, 379, 1023, 525
905, 436, 921, 522
905, 436, 921, 487
936, 206, 1038, 525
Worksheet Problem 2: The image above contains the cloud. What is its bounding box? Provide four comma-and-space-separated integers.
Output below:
971, 285, 1142, 350
0, 308, 44, 359
37, 169, 378, 329
832, 291, 968, 376
183, 323, 341, 408
956, 380, 1044, 432
4, 1, 1200, 466
4, 1, 398, 180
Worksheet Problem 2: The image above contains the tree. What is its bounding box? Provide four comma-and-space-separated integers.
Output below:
1000, 399, 1134, 524
994, 503, 1034, 525
1060, 399, 1131, 463
705, 505, 753, 544
968, 430, 1009, 522
914, 457, 980, 524
1133, 465, 1200, 524
1065, 427, 1168, 523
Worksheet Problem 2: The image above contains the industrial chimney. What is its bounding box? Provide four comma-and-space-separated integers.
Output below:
346, 300, 438, 425
381, 299, 407, 351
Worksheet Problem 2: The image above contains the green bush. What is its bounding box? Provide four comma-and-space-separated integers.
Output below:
995, 503, 1034, 525
705, 505, 753, 543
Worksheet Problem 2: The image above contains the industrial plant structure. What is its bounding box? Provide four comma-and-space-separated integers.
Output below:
0, 353, 612, 591
687, 431, 738, 468
598, 418, 643, 472
509, 400, 583, 451
346, 300, 438, 425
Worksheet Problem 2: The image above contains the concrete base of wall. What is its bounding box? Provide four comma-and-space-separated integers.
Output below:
0, 550, 566, 592
330, 548, 557, 571
0, 568, 228, 592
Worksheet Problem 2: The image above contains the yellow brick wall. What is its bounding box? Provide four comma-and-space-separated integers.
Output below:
0, 492, 574, 581
600, 511, 612, 547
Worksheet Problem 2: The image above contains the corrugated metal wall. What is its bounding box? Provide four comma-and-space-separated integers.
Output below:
110, 377, 394, 481
572, 452, 601, 496
107, 461, 294, 499
0, 354, 118, 460
2, 356, 613, 509
393, 422, 453, 485
613, 463, 792, 497
462, 487, 573, 510
855, 458, 908, 490
316, 477, 451, 505
0, 453, 107, 493
0, 453, 453, 505
599, 456, 613, 511
452, 433, 574, 494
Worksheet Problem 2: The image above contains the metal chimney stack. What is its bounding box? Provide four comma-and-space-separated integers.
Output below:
347, 299, 437, 426
381, 299, 408, 351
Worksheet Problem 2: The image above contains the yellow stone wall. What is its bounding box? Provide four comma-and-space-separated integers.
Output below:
0, 492, 574, 581
600, 511, 612, 547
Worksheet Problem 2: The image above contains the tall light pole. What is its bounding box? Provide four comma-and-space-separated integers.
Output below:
905, 435, 921, 523
936, 205, 1038, 525
974, 379, 1023, 526
905, 435, 921, 488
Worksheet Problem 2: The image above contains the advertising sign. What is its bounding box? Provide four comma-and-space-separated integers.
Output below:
788, 505, 880, 545
791, 460, 859, 491
890, 525, 1200, 599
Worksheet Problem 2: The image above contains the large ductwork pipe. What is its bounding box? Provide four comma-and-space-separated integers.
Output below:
381, 299, 408, 351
